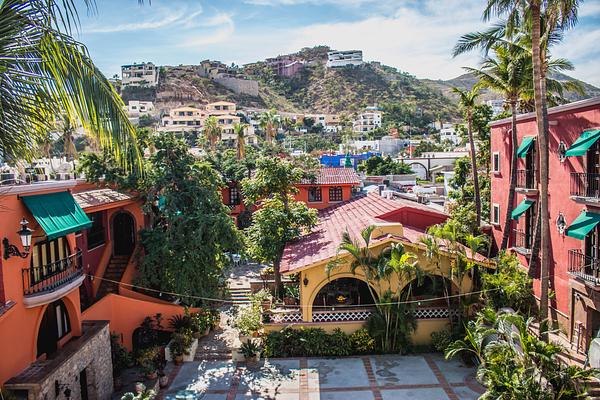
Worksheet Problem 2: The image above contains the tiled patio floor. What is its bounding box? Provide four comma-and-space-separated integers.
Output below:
163, 354, 484, 400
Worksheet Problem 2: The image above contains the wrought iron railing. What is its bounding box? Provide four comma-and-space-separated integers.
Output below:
568, 249, 600, 284
513, 228, 532, 250
22, 251, 83, 296
570, 173, 600, 198
516, 169, 536, 189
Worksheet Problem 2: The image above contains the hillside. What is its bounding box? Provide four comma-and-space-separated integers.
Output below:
244, 46, 459, 119
423, 72, 600, 103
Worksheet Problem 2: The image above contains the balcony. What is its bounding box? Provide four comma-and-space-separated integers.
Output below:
516, 169, 537, 192
571, 173, 600, 203
568, 249, 600, 285
22, 251, 84, 307
512, 228, 532, 255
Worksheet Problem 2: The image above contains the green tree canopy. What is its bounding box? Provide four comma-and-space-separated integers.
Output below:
358, 155, 413, 175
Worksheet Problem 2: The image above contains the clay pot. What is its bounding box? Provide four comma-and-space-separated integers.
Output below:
174, 355, 184, 366
159, 375, 169, 388
145, 371, 158, 380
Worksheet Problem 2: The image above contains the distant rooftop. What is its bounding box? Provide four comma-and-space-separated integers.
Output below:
300, 167, 360, 185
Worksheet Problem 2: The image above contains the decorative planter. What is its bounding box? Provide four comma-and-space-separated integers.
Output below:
165, 338, 198, 363
145, 371, 158, 380
159, 375, 169, 388
174, 355, 183, 366
283, 297, 297, 306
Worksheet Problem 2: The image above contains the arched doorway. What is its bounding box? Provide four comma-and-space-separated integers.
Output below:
113, 212, 135, 256
312, 277, 376, 308
37, 300, 71, 357
403, 275, 456, 307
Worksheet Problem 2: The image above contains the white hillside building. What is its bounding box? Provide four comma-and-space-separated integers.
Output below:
326, 50, 363, 68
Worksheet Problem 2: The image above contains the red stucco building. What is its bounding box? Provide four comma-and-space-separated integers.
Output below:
490, 96, 600, 352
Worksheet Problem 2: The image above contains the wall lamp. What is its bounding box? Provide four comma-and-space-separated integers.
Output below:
3, 218, 33, 260
556, 213, 567, 235
303, 276, 309, 287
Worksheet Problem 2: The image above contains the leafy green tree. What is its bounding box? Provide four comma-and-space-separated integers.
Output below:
0, 0, 140, 169
358, 155, 413, 175
242, 157, 317, 296
481, 252, 534, 314
137, 133, 240, 305
245, 195, 317, 298
412, 141, 446, 157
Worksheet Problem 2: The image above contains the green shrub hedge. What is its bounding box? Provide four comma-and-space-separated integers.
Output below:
263, 327, 375, 357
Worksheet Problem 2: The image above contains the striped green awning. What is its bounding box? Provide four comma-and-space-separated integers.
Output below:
516, 136, 536, 158
565, 129, 600, 157
566, 211, 600, 240
21, 191, 92, 240
511, 198, 535, 220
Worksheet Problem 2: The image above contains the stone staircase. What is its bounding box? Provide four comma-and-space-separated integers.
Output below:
193, 310, 236, 361
587, 379, 600, 399
96, 255, 130, 299
229, 287, 251, 306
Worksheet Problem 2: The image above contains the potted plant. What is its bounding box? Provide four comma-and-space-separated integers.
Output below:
136, 347, 160, 380
240, 340, 262, 369
168, 332, 194, 365
260, 265, 274, 281
121, 383, 156, 400
283, 286, 299, 306
233, 304, 263, 342
111, 333, 131, 390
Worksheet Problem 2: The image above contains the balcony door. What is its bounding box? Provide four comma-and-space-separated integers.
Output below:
525, 144, 536, 188
587, 140, 600, 197
585, 224, 600, 277
524, 204, 536, 249
113, 212, 135, 256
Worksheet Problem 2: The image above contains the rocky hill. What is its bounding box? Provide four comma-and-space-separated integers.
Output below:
123, 46, 599, 120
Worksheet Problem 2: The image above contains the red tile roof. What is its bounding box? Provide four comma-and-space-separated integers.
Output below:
280, 193, 451, 273
300, 167, 360, 185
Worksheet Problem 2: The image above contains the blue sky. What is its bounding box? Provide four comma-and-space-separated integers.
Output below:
76, 0, 600, 86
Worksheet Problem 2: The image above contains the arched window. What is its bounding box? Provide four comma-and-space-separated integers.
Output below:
37, 299, 71, 357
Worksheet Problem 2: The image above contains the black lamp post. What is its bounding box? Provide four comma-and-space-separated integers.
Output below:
3, 218, 33, 259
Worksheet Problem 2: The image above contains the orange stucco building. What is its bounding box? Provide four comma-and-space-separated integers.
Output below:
0, 179, 189, 399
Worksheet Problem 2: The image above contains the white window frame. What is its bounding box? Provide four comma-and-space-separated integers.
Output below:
492, 203, 500, 225
492, 152, 500, 173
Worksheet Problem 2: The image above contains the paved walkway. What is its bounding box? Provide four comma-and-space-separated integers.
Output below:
163, 354, 484, 400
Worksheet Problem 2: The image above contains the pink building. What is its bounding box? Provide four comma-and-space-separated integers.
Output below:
266, 56, 305, 77
490, 97, 600, 353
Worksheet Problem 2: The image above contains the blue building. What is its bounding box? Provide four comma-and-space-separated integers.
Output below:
319, 152, 381, 170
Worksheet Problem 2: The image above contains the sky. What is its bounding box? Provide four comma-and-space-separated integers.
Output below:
75, 0, 600, 86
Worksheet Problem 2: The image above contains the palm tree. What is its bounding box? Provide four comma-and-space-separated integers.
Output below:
202, 116, 221, 151
259, 109, 279, 143
233, 123, 247, 160
465, 44, 531, 250
0, 0, 140, 170
482, 0, 581, 342
452, 87, 482, 226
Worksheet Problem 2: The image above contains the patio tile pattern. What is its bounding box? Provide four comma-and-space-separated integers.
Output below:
162, 354, 484, 400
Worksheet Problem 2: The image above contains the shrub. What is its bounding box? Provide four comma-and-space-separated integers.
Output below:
135, 346, 161, 375
349, 329, 375, 354
430, 330, 453, 353
263, 327, 375, 357
232, 303, 263, 336
111, 333, 132, 376
168, 332, 194, 358
481, 252, 534, 314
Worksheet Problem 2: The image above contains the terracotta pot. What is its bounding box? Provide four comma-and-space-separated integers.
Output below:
245, 353, 260, 369
261, 300, 272, 312
159, 375, 169, 388
174, 355, 184, 366
283, 297, 297, 306
145, 371, 158, 380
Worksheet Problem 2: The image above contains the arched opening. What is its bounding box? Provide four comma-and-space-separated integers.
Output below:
403, 275, 456, 307
36, 299, 71, 358
312, 277, 376, 308
112, 212, 136, 256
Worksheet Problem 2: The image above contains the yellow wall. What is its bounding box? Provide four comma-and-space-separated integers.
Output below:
297, 237, 472, 322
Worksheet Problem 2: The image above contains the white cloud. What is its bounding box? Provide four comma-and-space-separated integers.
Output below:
85, 6, 203, 33
244, 0, 377, 6
177, 13, 236, 48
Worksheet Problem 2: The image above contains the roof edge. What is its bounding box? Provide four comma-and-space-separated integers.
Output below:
489, 96, 600, 127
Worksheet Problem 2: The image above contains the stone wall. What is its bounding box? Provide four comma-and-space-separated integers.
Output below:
6, 321, 113, 400
214, 76, 259, 96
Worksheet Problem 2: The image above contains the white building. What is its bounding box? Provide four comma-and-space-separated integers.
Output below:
353, 111, 382, 133
121, 62, 159, 88
126, 100, 154, 117
326, 50, 364, 68
398, 151, 469, 180
486, 99, 505, 116
439, 124, 461, 145
159, 106, 205, 132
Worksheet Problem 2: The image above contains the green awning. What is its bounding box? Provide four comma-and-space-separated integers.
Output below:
566, 211, 600, 240
511, 198, 535, 220
516, 136, 536, 158
565, 129, 600, 157
22, 191, 92, 240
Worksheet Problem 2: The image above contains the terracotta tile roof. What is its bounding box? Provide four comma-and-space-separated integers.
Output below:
300, 167, 360, 185
73, 188, 135, 209
280, 193, 453, 273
